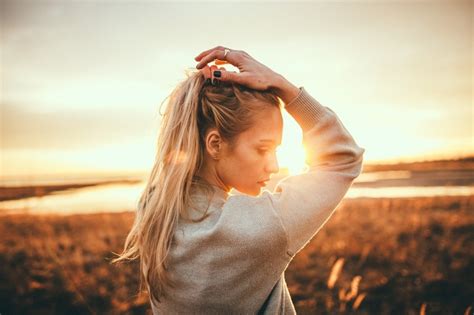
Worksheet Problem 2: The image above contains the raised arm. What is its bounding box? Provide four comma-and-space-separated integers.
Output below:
267, 75, 365, 257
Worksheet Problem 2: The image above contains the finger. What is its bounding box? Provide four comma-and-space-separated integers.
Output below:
194, 46, 227, 61
209, 65, 219, 84
194, 47, 218, 61
199, 65, 212, 79
196, 49, 236, 70
196, 50, 221, 69
217, 70, 242, 85
215, 59, 229, 65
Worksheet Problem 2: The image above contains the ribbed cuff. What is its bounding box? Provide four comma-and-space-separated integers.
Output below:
284, 87, 328, 131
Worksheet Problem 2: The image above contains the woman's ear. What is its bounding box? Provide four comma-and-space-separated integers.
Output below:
205, 129, 222, 160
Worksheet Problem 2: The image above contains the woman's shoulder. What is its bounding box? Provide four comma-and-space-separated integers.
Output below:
222, 189, 283, 219
217, 190, 289, 251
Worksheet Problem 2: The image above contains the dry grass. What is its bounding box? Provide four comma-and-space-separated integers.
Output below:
286, 195, 474, 314
0, 195, 473, 314
0, 211, 150, 315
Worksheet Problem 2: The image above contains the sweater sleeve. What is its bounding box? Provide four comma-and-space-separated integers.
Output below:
267, 86, 365, 258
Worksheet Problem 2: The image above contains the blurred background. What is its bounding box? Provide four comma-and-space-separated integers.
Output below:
1, 0, 472, 314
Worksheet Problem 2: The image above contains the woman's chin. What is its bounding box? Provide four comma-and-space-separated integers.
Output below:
248, 186, 263, 196
234, 185, 261, 196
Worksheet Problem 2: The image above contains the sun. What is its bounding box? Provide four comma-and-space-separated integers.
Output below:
277, 111, 308, 175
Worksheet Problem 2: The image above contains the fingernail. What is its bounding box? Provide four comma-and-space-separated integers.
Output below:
213, 70, 221, 78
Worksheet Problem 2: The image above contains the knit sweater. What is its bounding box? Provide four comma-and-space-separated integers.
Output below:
150, 86, 365, 314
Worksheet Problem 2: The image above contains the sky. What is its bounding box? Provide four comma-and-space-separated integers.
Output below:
1, 0, 472, 179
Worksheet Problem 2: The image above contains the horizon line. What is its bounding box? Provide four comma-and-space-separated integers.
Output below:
1, 153, 472, 181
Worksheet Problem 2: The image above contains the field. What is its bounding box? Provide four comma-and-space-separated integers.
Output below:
0, 195, 472, 314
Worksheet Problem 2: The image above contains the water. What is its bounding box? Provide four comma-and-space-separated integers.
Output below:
0, 183, 144, 215
0, 170, 472, 215
347, 185, 474, 199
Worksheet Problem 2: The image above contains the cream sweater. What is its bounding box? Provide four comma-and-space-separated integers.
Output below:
150, 87, 365, 314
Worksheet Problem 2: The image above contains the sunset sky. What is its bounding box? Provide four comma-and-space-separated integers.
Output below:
1, 0, 472, 179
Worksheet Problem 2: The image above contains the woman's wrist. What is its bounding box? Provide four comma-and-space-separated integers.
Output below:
270, 74, 301, 106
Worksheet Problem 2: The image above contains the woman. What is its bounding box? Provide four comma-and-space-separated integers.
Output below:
112, 46, 365, 314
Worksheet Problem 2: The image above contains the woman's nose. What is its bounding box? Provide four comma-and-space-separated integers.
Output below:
265, 153, 279, 174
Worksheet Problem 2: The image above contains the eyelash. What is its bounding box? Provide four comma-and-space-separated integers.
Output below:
258, 148, 277, 155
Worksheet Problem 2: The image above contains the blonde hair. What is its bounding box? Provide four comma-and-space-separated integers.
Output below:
111, 69, 281, 305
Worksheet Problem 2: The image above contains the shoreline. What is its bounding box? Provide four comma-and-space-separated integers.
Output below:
0, 179, 142, 202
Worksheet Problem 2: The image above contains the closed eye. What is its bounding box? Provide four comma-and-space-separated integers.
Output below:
258, 148, 278, 155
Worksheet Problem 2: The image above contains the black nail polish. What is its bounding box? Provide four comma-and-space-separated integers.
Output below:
213, 70, 221, 78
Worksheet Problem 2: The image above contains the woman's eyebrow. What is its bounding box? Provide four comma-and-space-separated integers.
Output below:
259, 139, 281, 145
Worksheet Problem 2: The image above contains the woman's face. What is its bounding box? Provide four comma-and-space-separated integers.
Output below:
217, 107, 283, 196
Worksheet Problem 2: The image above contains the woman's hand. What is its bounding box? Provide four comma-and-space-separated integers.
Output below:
194, 46, 282, 91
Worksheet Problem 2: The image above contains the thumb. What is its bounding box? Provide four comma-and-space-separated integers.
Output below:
217, 70, 242, 84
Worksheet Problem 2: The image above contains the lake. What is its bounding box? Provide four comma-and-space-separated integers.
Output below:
0, 170, 472, 215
